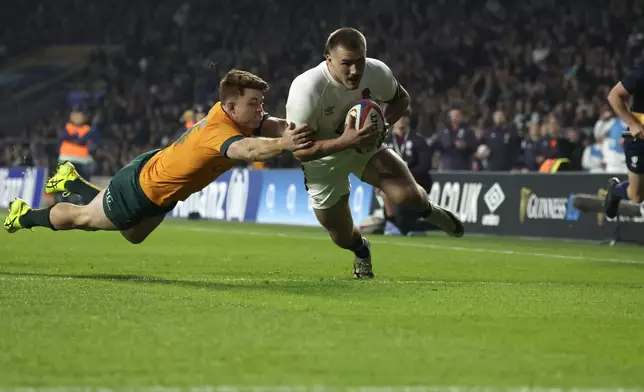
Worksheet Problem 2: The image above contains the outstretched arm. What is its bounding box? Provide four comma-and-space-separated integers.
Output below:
259, 116, 357, 161
224, 137, 286, 162
225, 123, 314, 162
291, 138, 354, 162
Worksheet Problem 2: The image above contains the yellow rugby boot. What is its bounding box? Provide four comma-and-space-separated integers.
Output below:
46, 162, 80, 197
3, 198, 32, 233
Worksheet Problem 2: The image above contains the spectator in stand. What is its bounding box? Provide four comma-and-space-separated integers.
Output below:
582, 126, 608, 173
181, 109, 195, 130
565, 128, 587, 171
537, 115, 573, 172
603, 113, 628, 174
5, 0, 644, 174
428, 108, 477, 171
15, 144, 35, 167
58, 109, 97, 182
475, 110, 522, 171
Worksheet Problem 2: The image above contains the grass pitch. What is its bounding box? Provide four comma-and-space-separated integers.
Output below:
1, 219, 643, 389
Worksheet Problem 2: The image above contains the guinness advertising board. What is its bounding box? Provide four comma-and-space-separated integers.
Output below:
427, 173, 643, 243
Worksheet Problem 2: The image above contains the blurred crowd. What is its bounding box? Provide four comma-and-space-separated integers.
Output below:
1, 0, 643, 175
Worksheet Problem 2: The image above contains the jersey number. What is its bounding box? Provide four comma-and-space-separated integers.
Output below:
174, 119, 207, 145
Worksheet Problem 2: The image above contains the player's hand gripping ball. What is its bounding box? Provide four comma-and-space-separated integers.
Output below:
344, 99, 387, 153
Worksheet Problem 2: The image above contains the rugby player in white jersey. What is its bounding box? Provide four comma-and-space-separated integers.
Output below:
286, 27, 464, 279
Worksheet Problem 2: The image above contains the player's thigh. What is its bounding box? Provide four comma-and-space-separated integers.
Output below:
303, 160, 352, 210
303, 163, 354, 235
83, 189, 119, 230
120, 214, 166, 244
624, 135, 644, 202
360, 148, 424, 205
313, 194, 354, 237
626, 171, 644, 202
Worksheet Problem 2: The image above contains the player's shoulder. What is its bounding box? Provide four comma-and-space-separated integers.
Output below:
365, 57, 392, 73
291, 62, 327, 90
362, 57, 394, 83
288, 62, 328, 104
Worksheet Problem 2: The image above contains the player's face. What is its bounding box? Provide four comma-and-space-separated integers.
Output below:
232, 89, 265, 129
327, 46, 366, 90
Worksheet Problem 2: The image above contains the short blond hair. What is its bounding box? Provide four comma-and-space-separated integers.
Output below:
219, 69, 269, 102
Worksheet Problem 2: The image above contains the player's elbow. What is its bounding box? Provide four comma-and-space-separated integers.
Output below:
608, 83, 628, 102
401, 91, 411, 107
606, 88, 617, 103
394, 86, 411, 108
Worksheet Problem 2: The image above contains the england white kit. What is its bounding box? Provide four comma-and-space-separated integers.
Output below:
286, 58, 398, 209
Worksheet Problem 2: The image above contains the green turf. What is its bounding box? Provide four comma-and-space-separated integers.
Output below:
1, 219, 643, 388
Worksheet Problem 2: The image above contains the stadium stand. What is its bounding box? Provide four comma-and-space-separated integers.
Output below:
1, 0, 641, 174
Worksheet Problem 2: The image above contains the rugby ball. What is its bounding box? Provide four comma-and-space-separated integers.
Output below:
344, 99, 386, 153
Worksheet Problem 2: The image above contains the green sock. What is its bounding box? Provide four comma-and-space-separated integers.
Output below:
19, 207, 55, 230
66, 179, 101, 202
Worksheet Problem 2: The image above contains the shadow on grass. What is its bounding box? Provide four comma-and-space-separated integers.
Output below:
0, 271, 380, 297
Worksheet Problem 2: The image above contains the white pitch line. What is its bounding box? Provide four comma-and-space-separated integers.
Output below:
0, 386, 641, 392
169, 225, 644, 265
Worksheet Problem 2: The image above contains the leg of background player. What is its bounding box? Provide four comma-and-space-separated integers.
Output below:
625, 172, 643, 203
620, 135, 644, 202
313, 195, 373, 278
393, 203, 437, 235
605, 173, 643, 218
605, 134, 644, 218
361, 149, 464, 237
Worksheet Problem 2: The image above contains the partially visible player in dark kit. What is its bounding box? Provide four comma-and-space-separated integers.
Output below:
604, 60, 644, 218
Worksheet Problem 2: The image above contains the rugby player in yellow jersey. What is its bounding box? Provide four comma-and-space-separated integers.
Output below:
4, 69, 379, 243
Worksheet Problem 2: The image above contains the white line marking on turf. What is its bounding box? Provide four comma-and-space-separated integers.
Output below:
171, 226, 644, 265
0, 386, 641, 392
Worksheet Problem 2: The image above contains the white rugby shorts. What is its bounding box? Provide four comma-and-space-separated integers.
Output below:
302, 145, 386, 210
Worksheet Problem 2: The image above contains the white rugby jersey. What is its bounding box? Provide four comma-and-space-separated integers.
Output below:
285, 58, 398, 158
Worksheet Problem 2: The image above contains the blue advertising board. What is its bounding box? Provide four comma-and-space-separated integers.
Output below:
168, 168, 374, 227
0, 167, 47, 209
255, 170, 373, 226
170, 168, 263, 222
